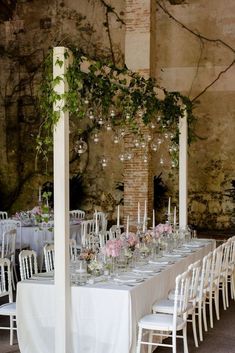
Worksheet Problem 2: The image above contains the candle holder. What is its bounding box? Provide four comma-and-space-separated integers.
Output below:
136, 222, 143, 238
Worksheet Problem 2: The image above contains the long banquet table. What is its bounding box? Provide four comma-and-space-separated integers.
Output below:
16, 239, 215, 353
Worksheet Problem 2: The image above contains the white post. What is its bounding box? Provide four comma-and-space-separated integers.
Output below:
179, 108, 188, 229
53, 47, 72, 353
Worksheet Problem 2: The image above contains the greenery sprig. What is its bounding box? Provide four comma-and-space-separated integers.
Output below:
37, 47, 197, 167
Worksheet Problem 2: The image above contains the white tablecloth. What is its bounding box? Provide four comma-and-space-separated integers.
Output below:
17, 223, 81, 254
16, 240, 215, 353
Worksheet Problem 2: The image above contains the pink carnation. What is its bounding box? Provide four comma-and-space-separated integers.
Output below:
103, 239, 122, 258
154, 223, 172, 238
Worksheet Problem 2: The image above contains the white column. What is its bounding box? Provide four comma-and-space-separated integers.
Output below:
53, 46, 72, 353
179, 108, 188, 229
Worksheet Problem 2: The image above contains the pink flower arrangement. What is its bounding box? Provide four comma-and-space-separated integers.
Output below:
154, 223, 172, 238
103, 239, 122, 258
31, 206, 42, 215
126, 232, 138, 247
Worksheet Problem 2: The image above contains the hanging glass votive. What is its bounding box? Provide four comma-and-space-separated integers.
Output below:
157, 138, 162, 145
119, 153, 125, 162
157, 114, 162, 122
143, 154, 148, 163
151, 142, 158, 152
119, 128, 126, 137
98, 116, 105, 125
113, 134, 119, 144
125, 152, 132, 160
159, 157, 164, 166
150, 122, 156, 129
164, 132, 169, 139
84, 98, 89, 105
88, 110, 94, 120
170, 133, 174, 140
171, 160, 177, 168
105, 122, 112, 131
140, 140, 147, 149
125, 113, 131, 120
110, 109, 115, 117
92, 133, 100, 144
74, 138, 87, 154
133, 138, 141, 148
100, 156, 108, 168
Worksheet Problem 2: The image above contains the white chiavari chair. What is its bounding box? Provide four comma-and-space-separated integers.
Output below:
227, 237, 235, 302
0, 212, 8, 220
70, 210, 85, 220
109, 225, 121, 239
154, 260, 201, 348
43, 243, 55, 272
197, 251, 213, 341
219, 240, 231, 309
205, 245, 222, 329
80, 220, 95, 247
1, 229, 17, 289
136, 269, 191, 353
0, 258, 17, 345
19, 249, 38, 280
69, 238, 77, 261
0, 219, 22, 250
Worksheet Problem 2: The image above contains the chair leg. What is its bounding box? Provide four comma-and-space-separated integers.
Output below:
136, 327, 142, 353
10, 316, 13, 346
192, 311, 198, 347
198, 303, 203, 341
172, 329, 177, 353
203, 299, 208, 332
225, 279, 229, 308
209, 292, 213, 328
221, 282, 226, 310
183, 325, 189, 353
214, 290, 220, 320
148, 330, 153, 353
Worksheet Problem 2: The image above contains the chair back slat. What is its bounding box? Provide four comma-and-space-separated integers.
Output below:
0, 258, 12, 301
43, 244, 55, 272
19, 250, 38, 280
173, 270, 191, 318
188, 259, 201, 302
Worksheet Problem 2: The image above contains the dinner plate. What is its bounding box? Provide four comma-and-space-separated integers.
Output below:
113, 276, 143, 283
164, 253, 183, 258
149, 258, 170, 265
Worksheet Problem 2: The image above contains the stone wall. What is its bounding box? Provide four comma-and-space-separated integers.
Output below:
154, 0, 235, 230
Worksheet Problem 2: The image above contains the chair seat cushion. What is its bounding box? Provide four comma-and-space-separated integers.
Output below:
138, 313, 186, 331
0, 302, 16, 316
153, 299, 194, 315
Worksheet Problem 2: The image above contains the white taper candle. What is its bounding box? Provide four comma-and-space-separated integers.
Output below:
117, 205, 120, 227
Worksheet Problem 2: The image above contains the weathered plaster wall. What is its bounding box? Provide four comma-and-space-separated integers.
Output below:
154, 0, 235, 230
0, 0, 125, 217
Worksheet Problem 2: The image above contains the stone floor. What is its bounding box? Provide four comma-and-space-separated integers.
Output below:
0, 297, 235, 353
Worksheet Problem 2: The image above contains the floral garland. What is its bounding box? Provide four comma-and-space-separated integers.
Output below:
37, 48, 197, 167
